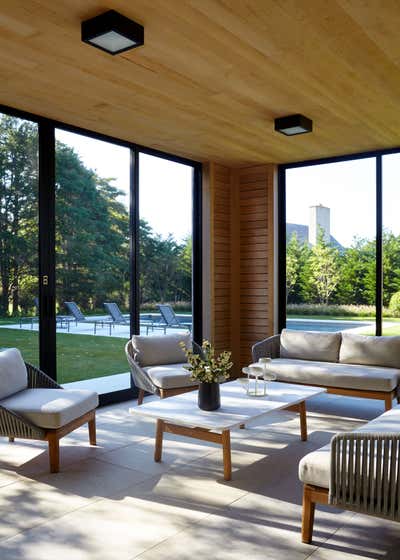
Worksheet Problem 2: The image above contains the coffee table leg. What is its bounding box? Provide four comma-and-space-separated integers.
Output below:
155, 419, 164, 462
222, 429, 232, 481
299, 401, 307, 441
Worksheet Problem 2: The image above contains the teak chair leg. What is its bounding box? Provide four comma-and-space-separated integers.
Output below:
138, 389, 145, 405
47, 433, 60, 474
302, 485, 315, 544
88, 416, 97, 445
385, 393, 393, 411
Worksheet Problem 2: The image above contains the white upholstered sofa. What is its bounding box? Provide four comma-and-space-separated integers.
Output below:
299, 404, 400, 543
252, 329, 400, 411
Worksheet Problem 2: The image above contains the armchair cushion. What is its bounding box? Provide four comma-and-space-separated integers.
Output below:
0, 348, 28, 400
143, 363, 198, 389
1, 388, 98, 429
339, 332, 400, 369
280, 329, 341, 363
132, 333, 191, 367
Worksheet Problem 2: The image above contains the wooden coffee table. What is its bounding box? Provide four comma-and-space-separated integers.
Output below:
130, 380, 326, 481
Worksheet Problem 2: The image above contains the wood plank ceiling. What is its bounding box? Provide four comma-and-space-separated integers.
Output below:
1, 1, 400, 166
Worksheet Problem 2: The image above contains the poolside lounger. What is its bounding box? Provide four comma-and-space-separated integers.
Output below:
157, 304, 192, 332
64, 301, 114, 335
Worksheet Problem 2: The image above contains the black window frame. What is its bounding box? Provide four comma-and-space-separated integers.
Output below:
278, 146, 400, 336
0, 103, 202, 406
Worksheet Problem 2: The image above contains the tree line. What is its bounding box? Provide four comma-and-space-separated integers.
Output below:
0, 115, 191, 316
287, 229, 400, 307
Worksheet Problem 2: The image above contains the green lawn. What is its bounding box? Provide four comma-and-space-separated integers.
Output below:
0, 328, 129, 383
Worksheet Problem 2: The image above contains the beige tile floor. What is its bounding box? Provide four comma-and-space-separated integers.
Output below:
0, 393, 399, 559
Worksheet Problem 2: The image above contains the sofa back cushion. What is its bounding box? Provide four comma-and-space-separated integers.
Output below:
339, 332, 400, 369
280, 329, 341, 362
132, 333, 191, 367
0, 348, 28, 400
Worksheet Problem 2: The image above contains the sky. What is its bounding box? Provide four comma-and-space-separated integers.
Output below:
286, 154, 400, 247
56, 129, 400, 248
56, 130, 193, 242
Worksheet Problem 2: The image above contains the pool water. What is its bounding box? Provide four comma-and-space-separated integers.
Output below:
286, 319, 371, 332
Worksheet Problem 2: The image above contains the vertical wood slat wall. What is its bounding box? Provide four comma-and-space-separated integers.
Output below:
237, 165, 275, 367
206, 162, 276, 374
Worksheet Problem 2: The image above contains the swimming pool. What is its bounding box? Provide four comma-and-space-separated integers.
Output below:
286, 319, 372, 332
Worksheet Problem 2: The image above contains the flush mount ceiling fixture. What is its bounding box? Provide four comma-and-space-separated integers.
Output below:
274, 114, 313, 136
81, 10, 144, 55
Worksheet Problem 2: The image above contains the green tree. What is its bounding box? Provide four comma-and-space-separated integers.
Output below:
309, 230, 340, 304
0, 116, 38, 315
286, 233, 300, 302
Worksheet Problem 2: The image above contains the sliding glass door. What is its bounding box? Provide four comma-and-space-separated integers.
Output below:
54, 129, 131, 392
285, 158, 376, 334
0, 103, 201, 402
138, 153, 193, 337
382, 154, 400, 336
0, 113, 39, 364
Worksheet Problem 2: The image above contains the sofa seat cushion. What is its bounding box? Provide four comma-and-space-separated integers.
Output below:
299, 404, 400, 488
1, 389, 98, 429
143, 363, 198, 390
270, 358, 400, 392
132, 333, 191, 367
0, 348, 28, 400
280, 329, 341, 362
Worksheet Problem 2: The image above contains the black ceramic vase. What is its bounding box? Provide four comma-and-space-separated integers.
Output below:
198, 382, 221, 411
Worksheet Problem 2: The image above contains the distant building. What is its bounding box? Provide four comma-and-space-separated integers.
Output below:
287, 204, 343, 249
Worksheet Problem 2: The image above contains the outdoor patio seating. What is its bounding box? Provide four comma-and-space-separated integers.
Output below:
157, 304, 192, 332
64, 301, 114, 335
252, 330, 400, 410
299, 404, 400, 543
125, 332, 200, 404
104, 302, 167, 335
0, 348, 98, 472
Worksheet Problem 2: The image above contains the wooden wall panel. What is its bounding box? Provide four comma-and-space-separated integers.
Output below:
206, 162, 275, 375
209, 163, 233, 355
237, 165, 275, 368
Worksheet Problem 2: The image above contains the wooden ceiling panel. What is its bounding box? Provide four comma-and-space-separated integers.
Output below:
0, 0, 399, 165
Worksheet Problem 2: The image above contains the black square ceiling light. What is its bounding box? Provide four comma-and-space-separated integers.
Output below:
81, 10, 144, 55
274, 114, 313, 136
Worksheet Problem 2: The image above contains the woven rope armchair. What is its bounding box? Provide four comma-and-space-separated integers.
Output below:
1, 361, 98, 473
300, 403, 400, 543
125, 336, 203, 404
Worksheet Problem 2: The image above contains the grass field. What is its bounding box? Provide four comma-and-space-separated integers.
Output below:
0, 328, 129, 383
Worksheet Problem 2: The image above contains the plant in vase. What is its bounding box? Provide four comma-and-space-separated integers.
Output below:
180, 340, 233, 411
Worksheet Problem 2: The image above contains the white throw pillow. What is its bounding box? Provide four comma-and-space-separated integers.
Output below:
0, 348, 28, 400
132, 333, 191, 366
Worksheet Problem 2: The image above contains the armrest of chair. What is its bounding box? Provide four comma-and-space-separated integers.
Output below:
252, 334, 281, 361
0, 404, 46, 440
124, 341, 159, 394
25, 362, 62, 389
330, 431, 400, 520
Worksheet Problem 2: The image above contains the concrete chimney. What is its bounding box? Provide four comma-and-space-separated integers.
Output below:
309, 204, 330, 245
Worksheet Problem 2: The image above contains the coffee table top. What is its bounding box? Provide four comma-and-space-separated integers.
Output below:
129, 380, 326, 431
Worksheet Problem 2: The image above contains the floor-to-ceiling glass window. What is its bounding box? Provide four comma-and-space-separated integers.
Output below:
285, 158, 376, 333
55, 129, 131, 391
383, 153, 400, 335
138, 153, 193, 336
0, 113, 39, 364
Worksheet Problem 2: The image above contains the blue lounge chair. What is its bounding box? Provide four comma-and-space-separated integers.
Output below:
64, 301, 114, 335
157, 304, 192, 332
